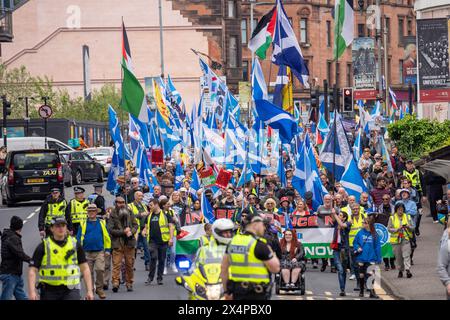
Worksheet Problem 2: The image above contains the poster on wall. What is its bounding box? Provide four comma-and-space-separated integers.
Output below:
352, 37, 376, 89
417, 19, 450, 89
403, 36, 417, 85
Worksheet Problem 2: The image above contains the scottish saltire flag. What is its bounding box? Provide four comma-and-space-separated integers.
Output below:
380, 136, 394, 173
353, 128, 362, 160
156, 108, 182, 156
292, 136, 306, 195
340, 157, 368, 202
316, 110, 329, 148
272, 0, 309, 87
107, 106, 128, 193
174, 161, 185, 190
130, 114, 150, 148
224, 114, 248, 167
227, 91, 240, 119
107, 149, 124, 193
358, 101, 371, 134
252, 57, 268, 100
149, 121, 161, 148
305, 138, 326, 211
191, 169, 201, 191
201, 190, 216, 224
237, 161, 254, 188
389, 87, 398, 110
319, 112, 353, 181
166, 74, 184, 118
284, 211, 294, 230
255, 99, 298, 143
278, 149, 287, 187
129, 115, 144, 169
371, 100, 381, 117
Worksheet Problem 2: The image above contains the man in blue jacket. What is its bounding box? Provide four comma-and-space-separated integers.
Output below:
77, 204, 111, 299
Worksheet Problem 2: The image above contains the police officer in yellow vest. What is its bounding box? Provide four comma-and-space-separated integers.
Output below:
403, 160, 423, 193
388, 202, 414, 279
142, 198, 175, 286
128, 191, 151, 271
199, 223, 213, 247
67, 187, 90, 236
76, 204, 111, 299
28, 217, 94, 300
348, 203, 366, 281
221, 212, 280, 300
38, 188, 71, 238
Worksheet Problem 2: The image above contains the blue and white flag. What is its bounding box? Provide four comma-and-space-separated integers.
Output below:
319, 112, 353, 181
107, 105, 128, 193
278, 149, 287, 188
353, 128, 362, 161
201, 190, 216, 223
156, 109, 182, 156
255, 99, 298, 143
252, 57, 268, 100
340, 157, 368, 202
380, 136, 394, 173
271, 0, 309, 87
174, 161, 185, 190
273, 65, 289, 109
292, 136, 306, 195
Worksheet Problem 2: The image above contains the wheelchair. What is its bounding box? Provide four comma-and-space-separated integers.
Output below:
274, 265, 306, 295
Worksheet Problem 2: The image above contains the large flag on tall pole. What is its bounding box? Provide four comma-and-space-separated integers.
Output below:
333, 0, 354, 59
120, 22, 149, 123
248, 6, 277, 60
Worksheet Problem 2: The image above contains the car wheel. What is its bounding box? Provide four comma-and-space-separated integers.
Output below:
74, 170, 83, 185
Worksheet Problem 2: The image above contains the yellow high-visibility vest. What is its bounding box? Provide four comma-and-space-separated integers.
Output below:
349, 213, 366, 247
128, 202, 148, 233
389, 214, 413, 244
79, 219, 111, 251
45, 200, 67, 225
39, 236, 80, 287
228, 233, 270, 284
403, 169, 422, 192
69, 199, 89, 224
146, 211, 170, 242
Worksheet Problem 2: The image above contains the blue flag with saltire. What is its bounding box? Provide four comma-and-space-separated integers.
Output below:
284, 211, 294, 230
292, 136, 306, 195
252, 57, 268, 100
130, 114, 150, 149
353, 128, 362, 160
201, 190, 215, 224
319, 112, 353, 182
107, 149, 124, 194
156, 108, 182, 156
254, 99, 298, 143
380, 136, 394, 173
191, 169, 201, 192
273, 64, 289, 108
305, 134, 327, 211
174, 161, 185, 190
278, 149, 287, 188
371, 100, 381, 117
271, 0, 309, 87
237, 161, 254, 188
340, 157, 368, 202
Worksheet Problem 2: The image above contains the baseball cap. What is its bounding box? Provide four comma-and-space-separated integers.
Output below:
87, 204, 98, 211
51, 217, 68, 226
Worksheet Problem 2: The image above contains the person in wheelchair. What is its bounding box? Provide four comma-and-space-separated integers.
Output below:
279, 229, 305, 288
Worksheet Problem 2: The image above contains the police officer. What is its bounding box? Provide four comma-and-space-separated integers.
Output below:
38, 188, 71, 238
28, 217, 94, 300
88, 183, 106, 218
67, 187, 90, 236
221, 213, 280, 300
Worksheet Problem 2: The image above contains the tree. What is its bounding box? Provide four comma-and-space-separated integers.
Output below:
388, 115, 450, 160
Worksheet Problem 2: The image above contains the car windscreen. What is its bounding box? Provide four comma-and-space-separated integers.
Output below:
85, 149, 111, 157
13, 152, 59, 170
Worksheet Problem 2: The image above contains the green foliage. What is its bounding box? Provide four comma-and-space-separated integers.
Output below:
0, 64, 121, 122
388, 114, 450, 159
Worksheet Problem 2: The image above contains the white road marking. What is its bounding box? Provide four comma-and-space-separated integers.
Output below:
306, 296, 314, 300
27, 211, 37, 220
306, 290, 313, 295
324, 291, 332, 296
326, 297, 334, 300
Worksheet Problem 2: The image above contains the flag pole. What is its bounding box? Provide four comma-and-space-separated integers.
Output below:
120, 17, 129, 205
332, 2, 341, 188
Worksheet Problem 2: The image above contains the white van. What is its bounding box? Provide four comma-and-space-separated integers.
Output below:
0, 137, 75, 152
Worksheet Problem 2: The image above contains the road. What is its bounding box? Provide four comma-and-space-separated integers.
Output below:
0, 183, 393, 300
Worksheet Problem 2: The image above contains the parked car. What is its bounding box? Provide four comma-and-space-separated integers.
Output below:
0, 137, 74, 152
84, 147, 113, 175
60, 151, 104, 185
0, 149, 65, 206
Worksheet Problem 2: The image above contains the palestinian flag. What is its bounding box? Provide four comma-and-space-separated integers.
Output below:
333, 0, 354, 59
175, 224, 205, 255
120, 22, 149, 123
248, 6, 277, 59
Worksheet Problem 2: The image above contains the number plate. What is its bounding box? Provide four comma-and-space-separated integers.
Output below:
27, 178, 44, 184
32, 186, 40, 192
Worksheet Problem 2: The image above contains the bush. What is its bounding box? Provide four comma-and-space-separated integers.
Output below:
387, 114, 450, 160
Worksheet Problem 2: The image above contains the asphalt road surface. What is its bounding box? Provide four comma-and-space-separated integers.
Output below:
0, 184, 392, 300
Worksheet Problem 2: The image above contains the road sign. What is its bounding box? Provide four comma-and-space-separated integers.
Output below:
39, 105, 53, 119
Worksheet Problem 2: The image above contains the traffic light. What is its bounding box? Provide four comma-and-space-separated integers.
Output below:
310, 88, 319, 109
343, 88, 353, 112
329, 86, 341, 112
2, 97, 11, 119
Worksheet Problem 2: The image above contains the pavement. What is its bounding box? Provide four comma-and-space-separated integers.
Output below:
380, 202, 447, 300
0, 183, 393, 300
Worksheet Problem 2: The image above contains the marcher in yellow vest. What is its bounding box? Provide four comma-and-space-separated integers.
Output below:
199, 223, 213, 247
221, 213, 280, 300
77, 204, 111, 299
38, 188, 70, 238
128, 191, 151, 270
341, 195, 366, 217
67, 187, 89, 236
28, 217, 94, 300
143, 198, 175, 286
388, 202, 414, 279
403, 161, 423, 193
348, 203, 365, 281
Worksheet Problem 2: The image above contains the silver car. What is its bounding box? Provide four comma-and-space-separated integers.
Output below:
84, 147, 114, 175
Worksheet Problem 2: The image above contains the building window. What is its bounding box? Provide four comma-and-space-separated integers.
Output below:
242, 61, 249, 81
407, 19, 413, 36
300, 18, 308, 43
398, 17, 404, 46
385, 17, 390, 44
326, 21, 331, 47
346, 63, 352, 87
229, 36, 238, 68
228, 1, 236, 18
399, 59, 403, 84
327, 61, 332, 85
252, 18, 258, 32
241, 19, 247, 44
358, 24, 365, 37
